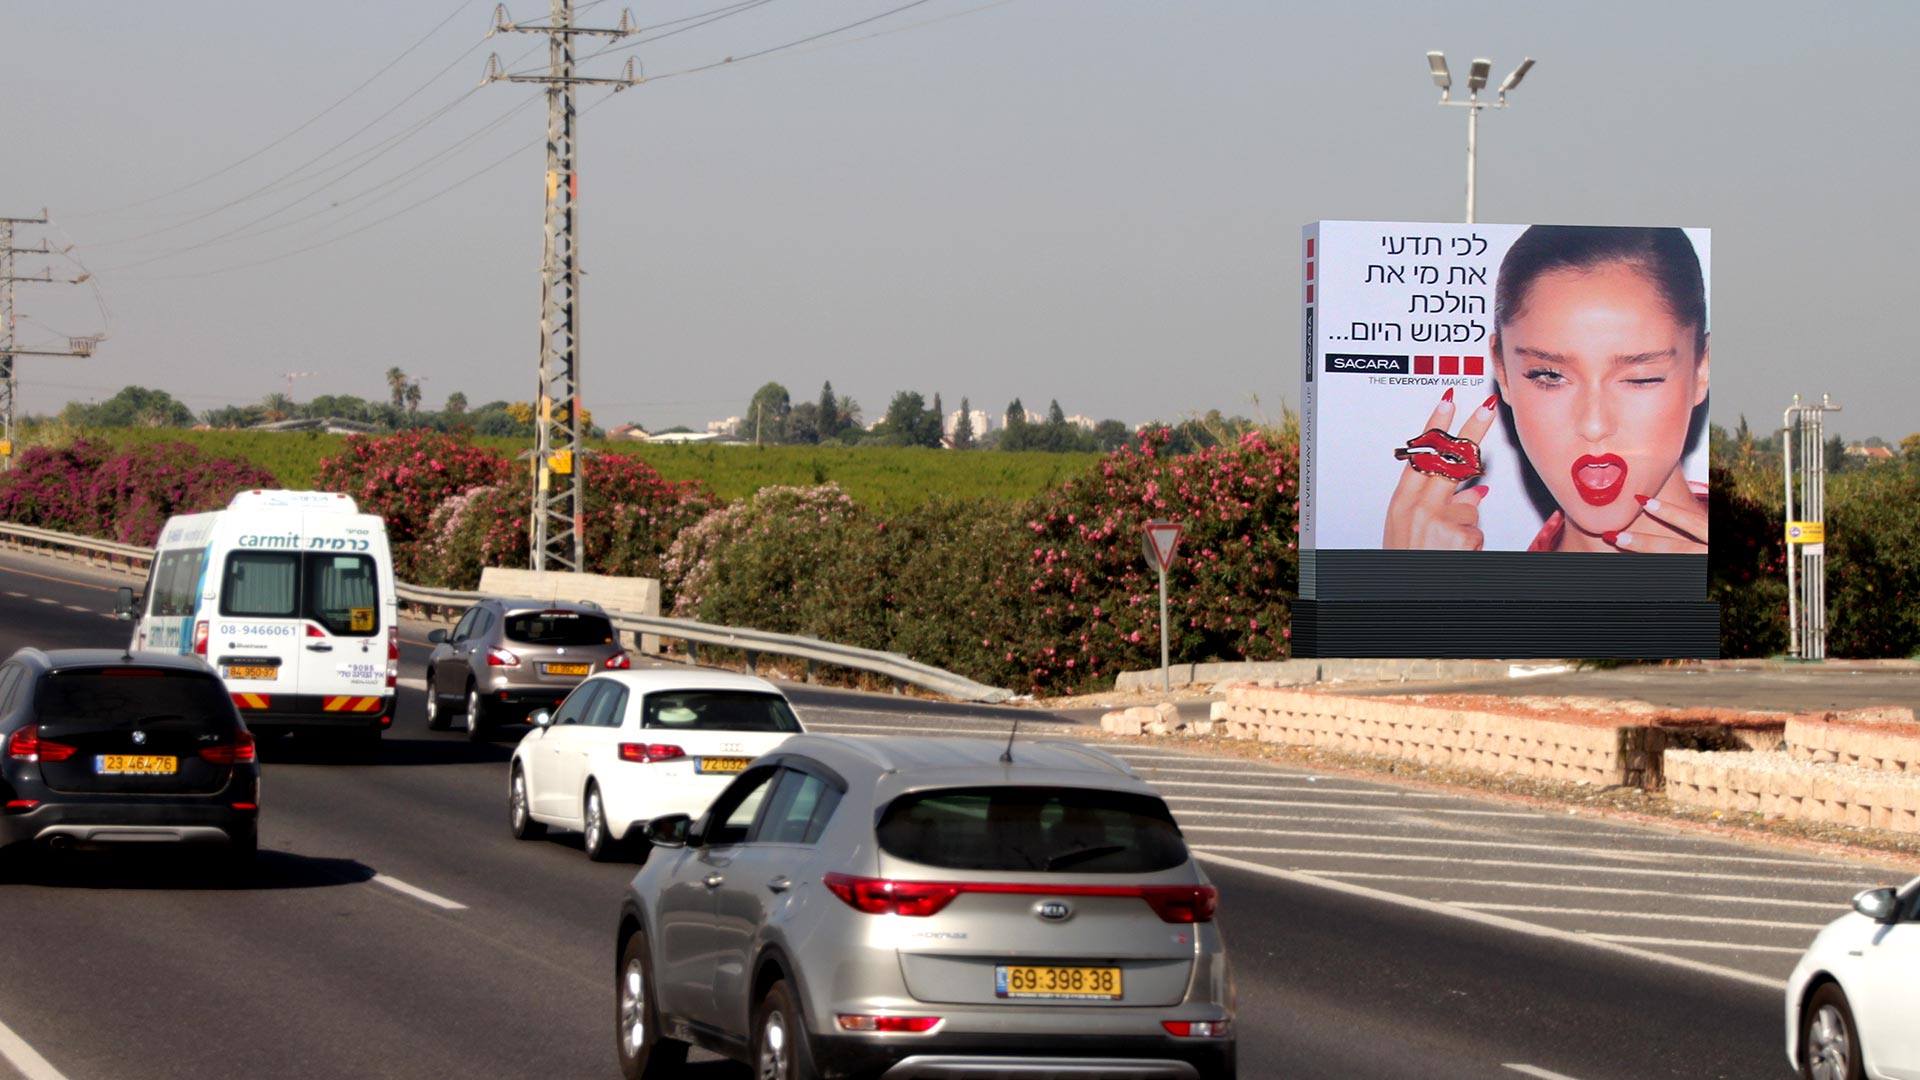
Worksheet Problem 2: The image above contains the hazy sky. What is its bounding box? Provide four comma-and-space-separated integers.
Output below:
3, 1, 1916, 441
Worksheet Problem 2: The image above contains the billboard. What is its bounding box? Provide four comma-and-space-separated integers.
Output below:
1296, 221, 1718, 658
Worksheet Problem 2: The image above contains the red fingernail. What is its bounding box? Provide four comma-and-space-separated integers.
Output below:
1475, 485, 1491, 498
1442, 388, 1455, 403
1633, 493, 1649, 505
1480, 394, 1499, 411
1602, 530, 1619, 545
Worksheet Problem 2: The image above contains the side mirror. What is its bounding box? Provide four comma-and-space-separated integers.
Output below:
1852, 887, 1899, 923
114, 587, 138, 621
529, 709, 554, 729
645, 813, 694, 849
427, 629, 448, 644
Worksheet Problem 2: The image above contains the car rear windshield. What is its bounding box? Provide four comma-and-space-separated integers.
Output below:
37, 669, 233, 730
641, 690, 802, 733
876, 786, 1189, 873
219, 552, 382, 636
504, 611, 615, 646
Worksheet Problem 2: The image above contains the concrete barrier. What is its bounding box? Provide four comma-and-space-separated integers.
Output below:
1785, 713, 1920, 774
1665, 749, 1920, 835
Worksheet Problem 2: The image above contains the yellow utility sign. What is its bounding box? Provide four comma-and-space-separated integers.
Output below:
1786, 521, 1825, 544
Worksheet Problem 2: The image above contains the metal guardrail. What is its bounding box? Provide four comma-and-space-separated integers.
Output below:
0, 522, 1013, 705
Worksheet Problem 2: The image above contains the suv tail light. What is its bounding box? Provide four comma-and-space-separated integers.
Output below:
821, 875, 1218, 923
199, 730, 257, 765
1162, 1020, 1231, 1038
823, 874, 964, 917
192, 620, 209, 656
486, 648, 520, 667
386, 626, 399, 688
604, 651, 631, 670
618, 743, 685, 763
6, 725, 77, 763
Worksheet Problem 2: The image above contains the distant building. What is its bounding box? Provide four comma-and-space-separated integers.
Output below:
707, 416, 741, 437
945, 408, 992, 439
1845, 444, 1895, 464
250, 416, 383, 435
648, 431, 723, 445
1064, 414, 1097, 431
607, 424, 649, 441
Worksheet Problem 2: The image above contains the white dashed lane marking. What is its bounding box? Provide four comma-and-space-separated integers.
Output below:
0, 1014, 69, 1080
372, 874, 467, 911
1306, 871, 1846, 911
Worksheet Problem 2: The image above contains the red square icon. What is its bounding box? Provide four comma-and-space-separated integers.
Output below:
1306, 238, 1315, 258
1305, 261, 1314, 282
1413, 355, 1435, 375
1305, 284, 1314, 303
1464, 355, 1485, 376
1440, 356, 1460, 375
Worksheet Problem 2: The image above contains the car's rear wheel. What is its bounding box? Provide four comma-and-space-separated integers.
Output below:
510, 766, 545, 840
465, 684, 490, 741
583, 784, 620, 862
424, 673, 450, 730
1803, 983, 1863, 1080
616, 932, 687, 1080
753, 980, 817, 1080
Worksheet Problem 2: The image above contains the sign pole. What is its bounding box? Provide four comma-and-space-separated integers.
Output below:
1158, 562, 1170, 695
1141, 519, 1183, 697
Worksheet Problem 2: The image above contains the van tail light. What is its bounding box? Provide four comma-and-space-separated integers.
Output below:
604, 651, 632, 670
837, 1015, 942, 1033
820, 876, 1217, 923
823, 874, 963, 917
200, 730, 257, 765
618, 743, 684, 763
386, 626, 399, 688
192, 620, 209, 656
487, 648, 520, 667
1162, 1020, 1231, 1038
6, 725, 77, 763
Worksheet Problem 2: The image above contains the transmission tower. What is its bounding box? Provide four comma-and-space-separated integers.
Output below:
485, 2, 640, 571
2, 212, 99, 469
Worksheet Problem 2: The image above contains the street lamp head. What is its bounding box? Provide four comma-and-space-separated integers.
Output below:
1499, 57, 1535, 95
1467, 58, 1491, 93
1425, 51, 1451, 91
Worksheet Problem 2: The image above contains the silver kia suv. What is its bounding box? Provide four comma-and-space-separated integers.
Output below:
423, 598, 631, 740
614, 734, 1236, 1079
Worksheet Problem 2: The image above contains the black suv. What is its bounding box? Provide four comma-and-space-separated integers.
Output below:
0, 649, 260, 864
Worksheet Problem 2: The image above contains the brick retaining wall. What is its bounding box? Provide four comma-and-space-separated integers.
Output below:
1665, 749, 1920, 835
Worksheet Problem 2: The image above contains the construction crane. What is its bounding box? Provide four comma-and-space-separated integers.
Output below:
283, 371, 318, 395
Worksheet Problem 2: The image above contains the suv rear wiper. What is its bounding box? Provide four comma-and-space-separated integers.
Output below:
1043, 845, 1127, 871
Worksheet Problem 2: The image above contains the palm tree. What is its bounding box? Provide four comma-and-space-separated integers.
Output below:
385, 367, 408, 409
404, 380, 422, 414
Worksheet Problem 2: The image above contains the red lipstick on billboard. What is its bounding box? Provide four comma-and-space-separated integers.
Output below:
1395, 429, 1485, 482
1571, 453, 1629, 506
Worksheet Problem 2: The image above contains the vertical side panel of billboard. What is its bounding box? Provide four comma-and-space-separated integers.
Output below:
1299, 224, 1319, 563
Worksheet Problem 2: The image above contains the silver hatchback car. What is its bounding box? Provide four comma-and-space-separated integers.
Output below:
614, 734, 1236, 1080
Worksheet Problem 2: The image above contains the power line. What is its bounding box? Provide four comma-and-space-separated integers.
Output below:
596, 0, 940, 71
74, 0, 482, 219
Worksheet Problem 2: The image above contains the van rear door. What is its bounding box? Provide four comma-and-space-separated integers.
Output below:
298, 548, 387, 711
211, 548, 307, 703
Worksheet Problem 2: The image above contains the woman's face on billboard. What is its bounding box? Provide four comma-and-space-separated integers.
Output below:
1492, 262, 1709, 539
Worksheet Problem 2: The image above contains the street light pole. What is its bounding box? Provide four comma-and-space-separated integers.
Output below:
1426, 52, 1534, 224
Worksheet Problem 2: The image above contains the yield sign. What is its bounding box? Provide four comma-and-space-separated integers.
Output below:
1142, 520, 1183, 572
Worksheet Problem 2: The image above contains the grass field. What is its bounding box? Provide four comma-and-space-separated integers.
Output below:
25, 427, 1103, 509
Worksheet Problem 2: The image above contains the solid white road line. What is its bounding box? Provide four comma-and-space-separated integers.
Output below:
1587, 934, 1807, 956
1194, 845, 1872, 888
1195, 850, 1788, 991
0, 1015, 70, 1080
1151, 779, 1455, 798
1504, 1066, 1585, 1080
1162, 795, 1543, 819
372, 874, 468, 911
1454, 903, 1824, 931
1174, 824, 1843, 867
1308, 871, 1849, 910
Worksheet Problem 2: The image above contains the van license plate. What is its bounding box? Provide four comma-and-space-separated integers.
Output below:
225, 664, 278, 680
97, 755, 178, 775
543, 663, 591, 676
697, 757, 751, 774
995, 965, 1122, 1000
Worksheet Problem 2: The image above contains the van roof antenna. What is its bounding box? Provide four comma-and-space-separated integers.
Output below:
1001, 715, 1021, 763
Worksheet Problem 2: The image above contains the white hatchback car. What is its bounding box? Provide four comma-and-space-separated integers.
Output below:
507, 670, 805, 861
1785, 876, 1920, 1080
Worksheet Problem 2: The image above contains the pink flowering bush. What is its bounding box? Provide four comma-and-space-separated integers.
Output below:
580, 451, 721, 594
413, 484, 530, 590
315, 431, 514, 577
0, 439, 277, 545
0, 440, 112, 533
991, 428, 1300, 693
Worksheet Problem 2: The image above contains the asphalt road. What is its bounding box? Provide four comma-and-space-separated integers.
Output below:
0, 549, 1860, 1079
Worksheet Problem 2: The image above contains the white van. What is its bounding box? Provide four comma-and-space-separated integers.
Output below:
118, 489, 399, 756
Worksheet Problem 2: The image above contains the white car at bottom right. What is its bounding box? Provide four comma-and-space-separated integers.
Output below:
1786, 876, 1920, 1080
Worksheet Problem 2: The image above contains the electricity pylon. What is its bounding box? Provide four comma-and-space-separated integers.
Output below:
2, 212, 100, 469
485, 2, 639, 571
